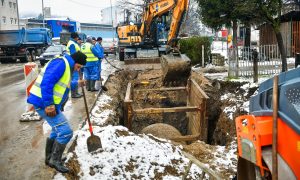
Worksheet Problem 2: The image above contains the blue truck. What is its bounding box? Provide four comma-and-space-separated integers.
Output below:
0, 28, 52, 63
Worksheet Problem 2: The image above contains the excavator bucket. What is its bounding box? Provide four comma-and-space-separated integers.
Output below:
161, 54, 191, 86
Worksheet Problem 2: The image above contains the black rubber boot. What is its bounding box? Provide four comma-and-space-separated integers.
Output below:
49, 141, 69, 173
90, 80, 97, 91
71, 86, 82, 98
86, 80, 91, 91
45, 138, 55, 166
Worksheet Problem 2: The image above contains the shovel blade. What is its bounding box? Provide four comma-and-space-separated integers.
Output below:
87, 134, 102, 152
101, 86, 108, 91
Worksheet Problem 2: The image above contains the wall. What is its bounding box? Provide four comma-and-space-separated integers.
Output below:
0, 0, 18, 30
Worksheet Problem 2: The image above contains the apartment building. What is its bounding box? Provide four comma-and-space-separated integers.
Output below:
0, 0, 18, 30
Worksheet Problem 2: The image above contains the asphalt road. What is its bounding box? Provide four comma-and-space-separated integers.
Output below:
0, 61, 109, 179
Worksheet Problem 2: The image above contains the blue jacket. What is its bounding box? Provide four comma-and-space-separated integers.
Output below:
95, 42, 104, 60
68, 38, 79, 55
27, 54, 75, 110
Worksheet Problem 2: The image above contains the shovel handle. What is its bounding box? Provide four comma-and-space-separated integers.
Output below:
80, 72, 94, 135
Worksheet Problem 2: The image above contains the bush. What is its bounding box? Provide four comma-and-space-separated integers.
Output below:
179, 36, 211, 65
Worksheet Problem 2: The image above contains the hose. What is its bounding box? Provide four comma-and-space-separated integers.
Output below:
103, 56, 123, 71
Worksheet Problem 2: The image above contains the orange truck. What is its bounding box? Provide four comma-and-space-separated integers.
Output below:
235, 67, 300, 179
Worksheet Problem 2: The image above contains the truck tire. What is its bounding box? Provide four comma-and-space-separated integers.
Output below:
20, 50, 31, 63
119, 51, 124, 61
0, 58, 9, 63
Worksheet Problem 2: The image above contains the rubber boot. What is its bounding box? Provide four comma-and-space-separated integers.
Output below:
45, 138, 55, 166
71, 86, 82, 98
90, 80, 97, 91
49, 141, 69, 173
86, 80, 91, 91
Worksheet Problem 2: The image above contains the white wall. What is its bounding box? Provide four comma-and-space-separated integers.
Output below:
0, 0, 19, 30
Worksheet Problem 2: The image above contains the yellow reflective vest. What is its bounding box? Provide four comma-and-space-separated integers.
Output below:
30, 57, 71, 105
81, 42, 98, 62
66, 40, 81, 55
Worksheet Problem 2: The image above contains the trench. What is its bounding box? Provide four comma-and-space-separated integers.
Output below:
64, 68, 258, 179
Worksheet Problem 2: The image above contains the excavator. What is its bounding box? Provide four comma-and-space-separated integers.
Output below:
235, 67, 300, 179
116, 0, 191, 85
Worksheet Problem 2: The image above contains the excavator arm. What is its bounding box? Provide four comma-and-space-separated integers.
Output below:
139, 0, 175, 37
167, 0, 188, 45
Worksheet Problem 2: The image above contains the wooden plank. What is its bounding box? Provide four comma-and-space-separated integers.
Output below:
135, 87, 186, 92
191, 79, 209, 99
170, 133, 200, 142
182, 152, 222, 180
124, 82, 132, 102
134, 106, 201, 114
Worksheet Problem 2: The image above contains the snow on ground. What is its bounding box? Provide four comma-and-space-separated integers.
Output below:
90, 93, 113, 126
211, 41, 228, 60
55, 125, 208, 179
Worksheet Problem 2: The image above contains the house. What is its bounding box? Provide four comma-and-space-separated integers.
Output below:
259, 2, 300, 57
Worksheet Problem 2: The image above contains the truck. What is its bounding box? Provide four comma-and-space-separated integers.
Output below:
0, 28, 52, 63
59, 32, 87, 45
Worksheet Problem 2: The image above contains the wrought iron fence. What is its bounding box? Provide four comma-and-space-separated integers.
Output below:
228, 45, 282, 78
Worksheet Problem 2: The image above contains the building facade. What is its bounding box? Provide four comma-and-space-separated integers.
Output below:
101, 6, 125, 27
0, 0, 19, 30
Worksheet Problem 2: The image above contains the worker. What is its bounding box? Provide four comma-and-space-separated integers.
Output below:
81, 36, 102, 91
27, 51, 87, 173
94, 37, 104, 90
66, 32, 83, 98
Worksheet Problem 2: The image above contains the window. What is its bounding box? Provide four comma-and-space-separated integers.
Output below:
14, 18, 17, 24
13, 2, 16, 9
9, 1, 12, 8
1, 0, 4, 6
2, 16, 6, 24
10, 18, 13, 24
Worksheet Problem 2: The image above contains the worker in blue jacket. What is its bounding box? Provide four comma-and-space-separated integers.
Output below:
81, 37, 102, 91
27, 52, 87, 173
95, 37, 104, 90
66, 32, 83, 98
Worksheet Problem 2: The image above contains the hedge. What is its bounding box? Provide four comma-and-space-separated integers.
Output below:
179, 36, 211, 65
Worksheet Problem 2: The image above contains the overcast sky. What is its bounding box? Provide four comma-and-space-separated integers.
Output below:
18, 0, 117, 23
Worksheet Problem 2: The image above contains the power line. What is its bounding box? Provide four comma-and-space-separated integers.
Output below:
66, 0, 103, 9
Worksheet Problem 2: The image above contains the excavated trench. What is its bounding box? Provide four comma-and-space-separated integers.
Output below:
65, 67, 258, 179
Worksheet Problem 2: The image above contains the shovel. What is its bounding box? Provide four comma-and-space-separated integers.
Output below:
81, 82, 102, 152
100, 75, 108, 91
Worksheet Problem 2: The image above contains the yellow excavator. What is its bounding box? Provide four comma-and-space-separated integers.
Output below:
116, 0, 191, 85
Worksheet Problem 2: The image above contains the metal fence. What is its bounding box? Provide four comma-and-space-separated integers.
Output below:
228, 45, 282, 77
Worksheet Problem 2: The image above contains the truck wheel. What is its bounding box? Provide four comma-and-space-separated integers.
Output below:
119, 51, 124, 61
20, 50, 31, 63
0, 58, 9, 64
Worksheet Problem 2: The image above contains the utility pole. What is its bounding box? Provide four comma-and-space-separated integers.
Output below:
16, 0, 20, 30
110, 0, 114, 41
42, 0, 45, 28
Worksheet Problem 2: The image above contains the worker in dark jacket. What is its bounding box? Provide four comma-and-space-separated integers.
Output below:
27, 52, 87, 173
81, 37, 102, 91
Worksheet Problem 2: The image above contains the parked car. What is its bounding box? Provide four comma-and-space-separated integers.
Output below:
38, 45, 66, 66
102, 39, 117, 56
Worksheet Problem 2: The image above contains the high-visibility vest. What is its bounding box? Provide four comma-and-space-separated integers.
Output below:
66, 40, 81, 55
30, 57, 71, 105
81, 42, 98, 62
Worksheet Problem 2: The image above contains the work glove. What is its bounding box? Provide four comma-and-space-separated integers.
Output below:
45, 105, 56, 117
78, 79, 86, 87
